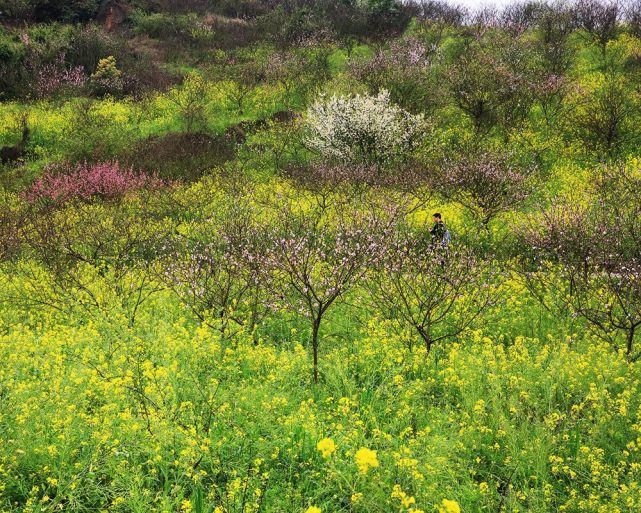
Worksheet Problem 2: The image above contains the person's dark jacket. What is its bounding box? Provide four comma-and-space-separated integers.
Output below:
430, 221, 446, 244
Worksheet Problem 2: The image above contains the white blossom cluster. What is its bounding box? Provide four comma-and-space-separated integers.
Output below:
304, 90, 425, 168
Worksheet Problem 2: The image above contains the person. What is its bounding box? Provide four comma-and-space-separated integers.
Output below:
429, 213, 451, 249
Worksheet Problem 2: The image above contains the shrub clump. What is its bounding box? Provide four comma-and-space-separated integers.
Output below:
24, 161, 164, 205
304, 89, 426, 168
34, 57, 87, 98
123, 132, 237, 182
350, 36, 439, 114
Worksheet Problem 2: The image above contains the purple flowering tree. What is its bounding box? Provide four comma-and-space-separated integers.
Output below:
162, 204, 268, 341
350, 36, 440, 114
281, 161, 432, 209
446, 35, 537, 135
498, 1, 543, 36
532, 74, 570, 127
573, 0, 620, 58
33, 55, 87, 99
436, 150, 539, 227
262, 197, 397, 383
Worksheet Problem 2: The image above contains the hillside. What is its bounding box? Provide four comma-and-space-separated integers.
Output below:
1, 1, 641, 512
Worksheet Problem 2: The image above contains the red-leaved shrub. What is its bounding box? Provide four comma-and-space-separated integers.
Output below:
25, 161, 164, 205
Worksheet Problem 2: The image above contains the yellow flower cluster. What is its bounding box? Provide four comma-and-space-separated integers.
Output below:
317, 438, 336, 459
355, 447, 379, 474
391, 484, 416, 509
438, 499, 461, 513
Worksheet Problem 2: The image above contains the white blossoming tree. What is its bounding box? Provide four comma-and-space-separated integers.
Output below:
304, 90, 426, 168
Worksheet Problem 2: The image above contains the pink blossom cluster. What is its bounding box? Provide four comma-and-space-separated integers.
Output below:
439, 151, 536, 224
25, 161, 164, 205
34, 57, 87, 98
354, 37, 432, 78
260, 206, 398, 318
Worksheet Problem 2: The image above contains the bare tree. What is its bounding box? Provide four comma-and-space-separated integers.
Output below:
562, 71, 640, 160
0, 112, 30, 165
0, 191, 25, 261
534, 2, 576, 75
6, 197, 168, 326
225, 58, 265, 115
167, 73, 210, 133
367, 226, 499, 353
520, 165, 641, 360
434, 150, 540, 227
264, 48, 331, 109
625, 0, 641, 37
573, 0, 620, 58
415, 0, 467, 27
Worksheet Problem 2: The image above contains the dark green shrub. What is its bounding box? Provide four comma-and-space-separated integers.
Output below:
0, 0, 101, 22
0, 0, 34, 19
0, 31, 27, 98
36, 0, 101, 22
123, 131, 237, 181
66, 24, 123, 72
131, 10, 191, 39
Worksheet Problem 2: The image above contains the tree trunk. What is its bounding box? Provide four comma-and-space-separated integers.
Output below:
250, 286, 260, 346
312, 316, 321, 384
627, 324, 637, 359
417, 325, 433, 355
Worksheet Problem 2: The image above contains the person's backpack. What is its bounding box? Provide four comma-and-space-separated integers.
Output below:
443, 229, 452, 247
